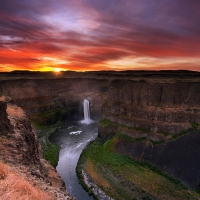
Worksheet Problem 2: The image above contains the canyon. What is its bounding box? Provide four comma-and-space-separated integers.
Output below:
1, 70, 200, 199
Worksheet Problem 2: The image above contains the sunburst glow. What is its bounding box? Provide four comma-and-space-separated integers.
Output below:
0, 1, 200, 72
55, 68, 61, 72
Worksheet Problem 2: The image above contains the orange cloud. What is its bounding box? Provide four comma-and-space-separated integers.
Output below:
0, 0, 200, 72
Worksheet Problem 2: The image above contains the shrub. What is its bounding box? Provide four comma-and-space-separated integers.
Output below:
99, 118, 113, 128
191, 122, 199, 129
41, 140, 60, 168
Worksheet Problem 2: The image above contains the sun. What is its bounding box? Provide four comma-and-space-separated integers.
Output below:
55, 68, 61, 72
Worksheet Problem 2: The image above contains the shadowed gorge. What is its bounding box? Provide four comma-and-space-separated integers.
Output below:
1, 71, 200, 199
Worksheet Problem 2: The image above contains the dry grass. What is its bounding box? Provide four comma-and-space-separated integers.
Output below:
0, 163, 7, 180
84, 139, 200, 200
0, 162, 53, 200
86, 159, 111, 190
6, 104, 26, 120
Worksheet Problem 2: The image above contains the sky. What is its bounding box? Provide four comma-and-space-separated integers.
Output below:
0, 0, 200, 72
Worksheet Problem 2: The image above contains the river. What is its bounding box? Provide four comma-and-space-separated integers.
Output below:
49, 120, 98, 200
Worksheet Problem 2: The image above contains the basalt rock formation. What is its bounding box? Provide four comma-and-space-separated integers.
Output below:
0, 77, 108, 124
116, 130, 200, 188
101, 80, 200, 137
99, 77, 200, 189
0, 100, 74, 199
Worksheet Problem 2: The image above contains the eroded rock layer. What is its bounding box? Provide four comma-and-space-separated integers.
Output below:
101, 80, 200, 137
99, 78, 200, 189
0, 101, 74, 199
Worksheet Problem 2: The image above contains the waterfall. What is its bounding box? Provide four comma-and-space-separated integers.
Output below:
83, 99, 90, 120
81, 99, 93, 124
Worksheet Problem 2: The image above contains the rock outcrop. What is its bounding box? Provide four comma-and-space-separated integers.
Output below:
0, 100, 74, 199
101, 80, 200, 137
99, 78, 200, 189
116, 130, 200, 188
0, 78, 107, 119
0, 101, 13, 135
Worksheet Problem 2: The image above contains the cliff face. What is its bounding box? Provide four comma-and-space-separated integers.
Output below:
0, 101, 73, 199
0, 78, 108, 124
101, 80, 200, 137
99, 79, 200, 189
2, 73, 199, 133
116, 130, 200, 188
0, 101, 13, 135
6, 102, 40, 164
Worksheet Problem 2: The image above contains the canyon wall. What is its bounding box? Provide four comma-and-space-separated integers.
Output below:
100, 80, 200, 138
0, 77, 109, 124
0, 100, 73, 199
0, 101, 40, 165
0, 101, 13, 135
1, 71, 199, 132
1, 73, 200, 145
99, 78, 200, 189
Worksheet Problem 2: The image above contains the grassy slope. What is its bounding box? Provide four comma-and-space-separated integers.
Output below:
30, 107, 78, 126
31, 119, 63, 168
0, 162, 53, 200
99, 118, 197, 144
78, 134, 200, 200
30, 107, 78, 168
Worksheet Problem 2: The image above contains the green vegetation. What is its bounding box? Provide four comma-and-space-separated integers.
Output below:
77, 134, 200, 200
99, 118, 113, 128
100, 118, 199, 145
41, 140, 60, 168
191, 122, 199, 129
171, 127, 194, 140
31, 119, 63, 168
30, 106, 77, 168
30, 106, 78, 167
30, 107, 78, 125
135, 127, 150, 133
150, 139, 165, 145
99, 118, 150, 133
31, 119, 63, 139
76, 157, 98, 200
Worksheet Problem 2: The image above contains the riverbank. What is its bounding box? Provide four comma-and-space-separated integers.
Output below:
76, 145, 114, 200
30, 107, 79, 168
77, 135, 200, 200
49, 120, 98, 199
31, 119, 63, 167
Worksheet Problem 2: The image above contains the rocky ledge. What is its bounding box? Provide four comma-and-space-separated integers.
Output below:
0, 100, 75, 200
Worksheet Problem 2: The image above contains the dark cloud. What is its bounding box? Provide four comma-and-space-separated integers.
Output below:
0, 0, 200, 71
0, 1, 50, 38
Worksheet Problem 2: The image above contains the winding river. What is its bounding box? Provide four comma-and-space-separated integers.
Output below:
49, 120, 98, 200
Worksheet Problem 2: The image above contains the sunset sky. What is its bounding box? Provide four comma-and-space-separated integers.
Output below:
0, 0, 200, 72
